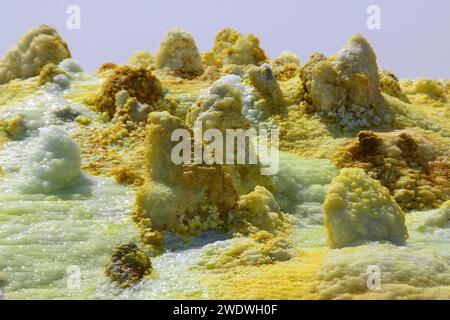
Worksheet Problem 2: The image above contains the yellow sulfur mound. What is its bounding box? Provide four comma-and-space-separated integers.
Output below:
196, 231, 294, 269
316, 243, 450, 299
234, 186, 289, 235
155, 28, 204, 79
401, 78, 448, 108
128, 51, 155, 70
187, 80, 273, 194
105, 241, 152, 288
310, 60, 341, 115
135, 111, 239, 236
248, 64, 285, 111
333, 34, 381, 104
379, 69, 409, 102
323, 167, 408, 248
135, 111, 286, 238
211, 28, 267, 66
270, 51, 300, 81
94, 66, 165, 118
187, 81, 250, 132
0, 25, 71, 84
335, 130, 450, 211
299, 52, 327, 107
307, 34, 392, 128
38, 63, 68, 85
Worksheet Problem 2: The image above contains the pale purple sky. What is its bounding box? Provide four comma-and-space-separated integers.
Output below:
1, 0, 449, 78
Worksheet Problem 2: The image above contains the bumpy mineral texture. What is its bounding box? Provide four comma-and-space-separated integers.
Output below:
210, 28, 267, 66
94, 66, 165, 118
0, 25, 71, 84
155, 28, 204, 79
335, 130, 450, 210
105, 241, 152, 288
323, 167, 408, 248
300, 34, 393, 128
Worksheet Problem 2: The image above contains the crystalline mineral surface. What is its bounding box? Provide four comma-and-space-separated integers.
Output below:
0, 25, 449, 300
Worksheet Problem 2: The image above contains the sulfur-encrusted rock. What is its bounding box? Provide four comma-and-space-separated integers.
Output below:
211, 28, 267, 66
300, 53, 327, 97
323, 167, 408, 248
187, 79, 274, 193
105, 241, 152, 288
155, 28, 204, 79
135, 111, 239, 235
270, 51, 300, 81
336, 130, 450, 211
379, 69, 409, 102
111, 90, 153, 123
333, 34, 380, 105
135, 109, 286, 238
248, 64, 285, 111
197, 230, 294, 269
310, 60, 342, 116
235, 186, 288, 234
0, 25, 71, 84
128, 51, 155, 70
187, 81, 250, 132
94, 66, 165, 118
38, 63, 68, 85
308, 34, 392, 128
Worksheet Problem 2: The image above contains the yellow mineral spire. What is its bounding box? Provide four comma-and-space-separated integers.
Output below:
155, 28, 204, 79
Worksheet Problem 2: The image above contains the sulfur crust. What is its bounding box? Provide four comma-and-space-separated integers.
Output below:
270, 51, 300, 81
210, 28, 268, 66
2, 26, 449, 299
323, 168, 408, 248
94, 66, 166, 118
316, 243, 450, 300
334, 130, 449, 211
0, 78, 41, 106
135, 111, 288, 239
199, 249, 325, 299
195, 230, 295, 270
63, 32, 450, 300
128, 51, 155, 70
155, 28, 204, 79
0, 25, 71, 84
247, 64, 285, 111
401, 78, 448, 108
418, 200, 450, 229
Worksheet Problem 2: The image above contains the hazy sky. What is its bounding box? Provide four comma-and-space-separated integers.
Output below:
1, 0, 449, 78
